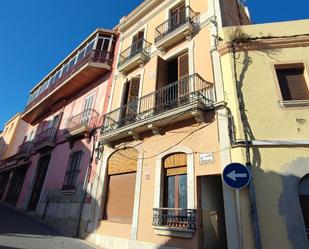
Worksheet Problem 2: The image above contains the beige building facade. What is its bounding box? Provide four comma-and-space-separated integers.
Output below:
85, 0, 251, 249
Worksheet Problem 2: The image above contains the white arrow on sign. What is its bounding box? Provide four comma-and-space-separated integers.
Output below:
227, 170, 247, 181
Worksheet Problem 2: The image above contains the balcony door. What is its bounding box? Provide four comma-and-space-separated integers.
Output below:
156, 52, 189, 109
120, 76, 140, 124
170, 3, 186, 30
81, 94, 95, 124
131, 31, 144, 56
28, 155, 51, 211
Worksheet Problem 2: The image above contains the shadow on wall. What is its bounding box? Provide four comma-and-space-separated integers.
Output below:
230, 29, 309, 248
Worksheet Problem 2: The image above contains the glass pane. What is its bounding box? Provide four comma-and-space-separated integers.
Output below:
96, 38, 103, 50
77, 48, 86, 61
178, 174, 187, 209
85, 40, 95, 55
166, 176, 175, 208
68, 58, 76, 69
103, 39, 110, 51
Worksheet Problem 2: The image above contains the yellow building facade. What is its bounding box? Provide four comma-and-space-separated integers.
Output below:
219, 20, 309, 249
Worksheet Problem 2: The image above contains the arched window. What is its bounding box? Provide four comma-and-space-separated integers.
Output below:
104, 148, 138, 224
163, 153, 187, 209
299, 174, 309, 239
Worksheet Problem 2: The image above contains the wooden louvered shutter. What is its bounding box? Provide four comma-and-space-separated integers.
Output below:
164, 153, 187, 176
156, 57, 168, 107
178, 52, 189, 97
178, 52, 189, 79
126, 77, 140, 116
276, 67, 309, 101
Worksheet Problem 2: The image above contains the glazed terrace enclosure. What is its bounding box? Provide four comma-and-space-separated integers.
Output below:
23, 30, 117, 124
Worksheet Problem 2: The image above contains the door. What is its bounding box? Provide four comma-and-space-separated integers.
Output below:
4, 167, 28, 206
81, 94, 95, 124
170, 3, 186, 30
120, 77, 140, 124
199, 176, 228, 249
28, 155, 51, 211
177, 52, 189, 98
131, 31, 144, 56
0, 172, 10, 200
156, 56, 168, 110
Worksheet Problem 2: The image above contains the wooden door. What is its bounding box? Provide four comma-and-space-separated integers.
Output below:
131, 31, 144, 55
156, 56, 168, 109
178, 52, 189, 99
28, 156, 51, 211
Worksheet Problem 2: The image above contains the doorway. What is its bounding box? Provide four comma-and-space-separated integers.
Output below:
0, 172, 11, 201
199, 175, 228, 249
4, 167, 28, 206
28, 155, 51, 211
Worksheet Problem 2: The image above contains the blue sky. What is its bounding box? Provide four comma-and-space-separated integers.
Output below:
0, 0, 308, 129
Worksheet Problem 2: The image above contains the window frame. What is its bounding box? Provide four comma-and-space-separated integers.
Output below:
62, 151, 83, 191
272, 61, 309, 108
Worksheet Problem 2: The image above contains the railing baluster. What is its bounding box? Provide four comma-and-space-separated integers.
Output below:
101, 74, 214, 133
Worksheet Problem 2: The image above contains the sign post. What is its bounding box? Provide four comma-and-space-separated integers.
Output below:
223, 163, 251, 249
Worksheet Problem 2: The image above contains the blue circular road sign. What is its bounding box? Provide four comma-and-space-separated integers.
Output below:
223, 163, 251, 190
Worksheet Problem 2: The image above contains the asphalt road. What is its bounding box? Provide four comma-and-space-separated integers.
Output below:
0, 203, 96, 249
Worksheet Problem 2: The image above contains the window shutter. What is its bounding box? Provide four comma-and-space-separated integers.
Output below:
178, 52, 189, 79
156, 56, 168, 89
128, 77, 141, 103
276, 67, 309, 100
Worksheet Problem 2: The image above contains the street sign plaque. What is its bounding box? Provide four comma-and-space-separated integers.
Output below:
223, 163, 251, 190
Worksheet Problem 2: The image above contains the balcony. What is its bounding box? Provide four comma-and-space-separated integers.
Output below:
64, 109, 99, 140
155, 6, 197, 50
33, 128, 58, 152
101, 74, 215, 144
15, 142, 33, 159
0, 142, 33, 172
118, 38, 151, 74
152, 208, 196, 238
23, 49, 114, 124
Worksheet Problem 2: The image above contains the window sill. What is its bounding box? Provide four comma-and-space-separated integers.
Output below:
153, 226, 195, 238
280, 100, 309, 108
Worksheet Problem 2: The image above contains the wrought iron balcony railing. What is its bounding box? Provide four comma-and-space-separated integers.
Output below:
25, 50, 113, 111
153, 208, 197, 230
155, 6, 197, 43
102, 73, 214, 133
33, 127, 58, 148
17, 141, 33, 156
118, 38, 151, 67
64, 109, 99, 134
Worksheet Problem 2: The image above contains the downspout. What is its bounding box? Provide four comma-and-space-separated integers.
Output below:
76, 132, 97, 237
231, 43, 262, 249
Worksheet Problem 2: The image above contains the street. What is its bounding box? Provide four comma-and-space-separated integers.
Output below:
0, 203, 96, 249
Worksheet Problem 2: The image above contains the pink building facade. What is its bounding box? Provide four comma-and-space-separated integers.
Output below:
1, 28, 119, 236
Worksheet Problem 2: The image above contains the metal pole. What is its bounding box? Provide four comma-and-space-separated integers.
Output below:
236, 189, 243, 249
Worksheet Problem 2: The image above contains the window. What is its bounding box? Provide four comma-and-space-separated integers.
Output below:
104, 148, 138, 224
170, 3, 186, 29
63, 151, 83, 190
163, 153, 187, 209
276, 64, 309, 101
81, 94, 95, 123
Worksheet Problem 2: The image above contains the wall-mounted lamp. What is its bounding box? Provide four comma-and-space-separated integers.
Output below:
95, 141, 104, 161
